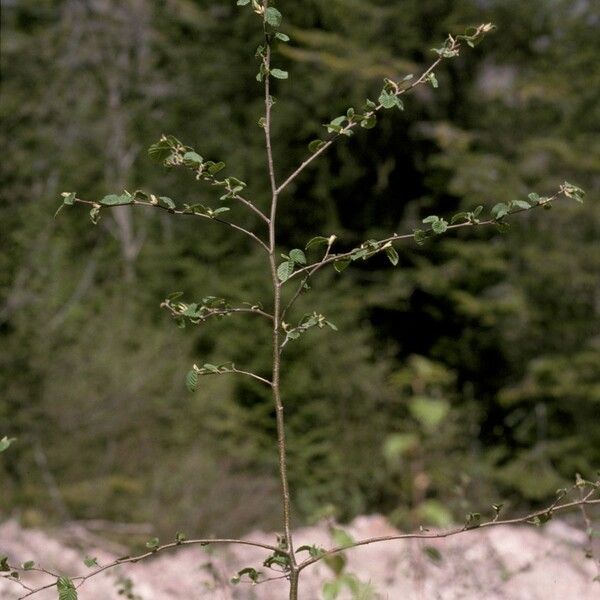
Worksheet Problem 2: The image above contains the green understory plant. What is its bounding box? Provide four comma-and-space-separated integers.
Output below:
2, 2, 598, 599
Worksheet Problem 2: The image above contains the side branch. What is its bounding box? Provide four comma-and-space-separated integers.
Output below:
70, 197, 270, 252
13, 538, 286, 599
297, 487, 600, 572
287, 188, 568, 283
276, 35, 462, 194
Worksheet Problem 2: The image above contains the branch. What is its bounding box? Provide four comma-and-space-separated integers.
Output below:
281, 236, 335, 321
13, 537, 286, 599
69, 197, 270, 253
233, 192, 271, 224
286, 188, 569, 283
161, 297, 274, 325
275, 28, 488, 195
296, 485, 600, 572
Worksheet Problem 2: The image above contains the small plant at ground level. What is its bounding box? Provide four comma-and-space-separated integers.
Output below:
2, 2, 597, 600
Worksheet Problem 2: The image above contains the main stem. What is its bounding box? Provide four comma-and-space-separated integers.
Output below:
262, 8, 299, 598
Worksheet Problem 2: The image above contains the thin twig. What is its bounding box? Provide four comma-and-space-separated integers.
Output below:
234, 192, 271, 224
281, 238, 334, 322
72, 198, 270, 252
15, 538, 285, 599
297, 492, 600, 572
230, 366, 273, 387
162, 302, 274, 323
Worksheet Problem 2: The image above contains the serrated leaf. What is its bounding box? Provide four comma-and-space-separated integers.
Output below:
270, 69, 288, 80
289, 249, 307, 264
148, 140, 173, 162
431, 218, 448, 234
83, 556, 97, 568
277, 260, 294, 282
334, 259, 350, 273
306, 236, 329, 250
57, 577, 78, 600
185, 370, 198, 392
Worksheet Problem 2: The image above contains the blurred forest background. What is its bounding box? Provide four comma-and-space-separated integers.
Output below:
1, 0, 598, 540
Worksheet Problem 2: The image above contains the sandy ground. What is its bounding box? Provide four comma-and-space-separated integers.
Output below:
1, 515, 598, 599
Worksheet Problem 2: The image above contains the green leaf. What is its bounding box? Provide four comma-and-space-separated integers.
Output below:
426, 72, 439, 88
185, 370, 198, 392
265, 6, 282, 27
175, 532, 187, 543
385, 245, 399, 266
207, 161, 226, 175
423, 546, 443, 564
232, 567, 260, 585
451, 211, 469, 224
409, 397, 450, 431
331, 527, 355, 547
379, 89, 403, 110
413, 229, 429, 246
289, 249, 307, 264
275, 32, 290, 42
0, 436, 16, 453
23, 560, 35, 570
308, 139, 326, 153
146, 537, 160, 550
383, 433, 419, 462
237, 0, 250, 5
99, 194, 132, 206
322, 579, 342, 600
277, 261, 294, 282
465, 512, 482, 529
0, 556, 9, 571
360, 114, 377, 129
306, 236, 329, 250
183, 151, 202, 166
61, 192, 76, 206
511, 200, 531, 210
334, 259, 350, 273
83, 556, 98, 568
491, 203, 509, 220
562, 181, 585, 203
270, 68, 288, 80
148, 139, 173, 162
57, 577, 78, 600
159, 196, 176, 210
431, 218, 448, 234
